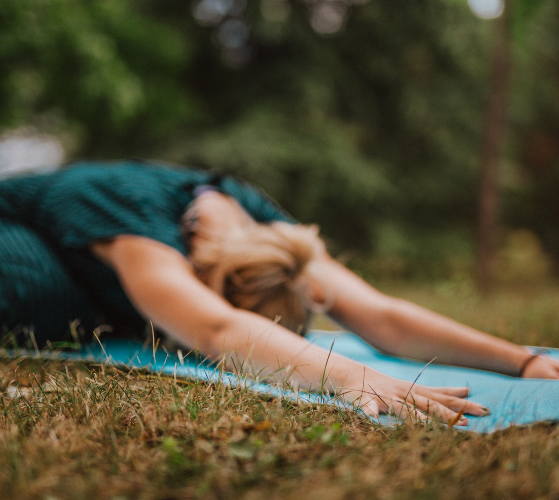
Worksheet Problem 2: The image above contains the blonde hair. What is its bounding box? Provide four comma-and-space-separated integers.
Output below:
186, 214, 327, 334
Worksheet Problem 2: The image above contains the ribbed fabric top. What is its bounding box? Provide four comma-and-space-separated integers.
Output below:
0, 160, 294, 338
0, 221, 98, 344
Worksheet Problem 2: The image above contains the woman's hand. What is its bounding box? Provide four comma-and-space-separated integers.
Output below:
92, 237, 493, 427
522, 356, 559, 379
342, 369, 490, 426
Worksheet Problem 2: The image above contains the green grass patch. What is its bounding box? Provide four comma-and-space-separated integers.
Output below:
1, 282, 559, 499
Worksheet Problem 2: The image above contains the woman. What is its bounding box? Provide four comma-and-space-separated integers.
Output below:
1, 160, 558, 426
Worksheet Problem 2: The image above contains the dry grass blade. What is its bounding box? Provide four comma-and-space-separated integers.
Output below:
0, 283, 558, 499
447, 410, 465, 430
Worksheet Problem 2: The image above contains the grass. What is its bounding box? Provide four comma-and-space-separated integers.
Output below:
1, 281, 559, 500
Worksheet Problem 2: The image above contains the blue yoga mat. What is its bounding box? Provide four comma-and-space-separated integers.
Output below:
308, 332, 559, 432
13, 331, 559, 433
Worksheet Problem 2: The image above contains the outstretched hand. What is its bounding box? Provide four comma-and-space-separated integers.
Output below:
522, 356, 559, 379
342, 370, 490, 426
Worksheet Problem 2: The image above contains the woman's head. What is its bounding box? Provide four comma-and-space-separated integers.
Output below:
184, 193, 328, 334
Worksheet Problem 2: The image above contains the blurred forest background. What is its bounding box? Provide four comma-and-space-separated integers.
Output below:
1, 0, 558, 287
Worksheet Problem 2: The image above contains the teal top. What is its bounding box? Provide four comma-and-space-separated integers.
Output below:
0, 220, 99, 344
0, 160, 294, 339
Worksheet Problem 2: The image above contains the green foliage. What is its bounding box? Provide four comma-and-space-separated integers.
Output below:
1, 0, 558, 274
0, 0, 203, 150
506, 0, 559, 267
512, 0, 549, 40
164, 0, 492, 258
303, 422, 349, 445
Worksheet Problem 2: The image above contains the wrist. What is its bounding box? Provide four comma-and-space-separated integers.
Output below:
518, 353, 541, 377
517, 349, 551, 377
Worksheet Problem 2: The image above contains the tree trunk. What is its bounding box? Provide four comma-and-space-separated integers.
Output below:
476, 3, 512, 293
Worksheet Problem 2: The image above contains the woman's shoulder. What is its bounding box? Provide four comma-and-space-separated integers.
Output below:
59, 159, 195, 182
32, 160, 202, 251
47, 160, 210, 202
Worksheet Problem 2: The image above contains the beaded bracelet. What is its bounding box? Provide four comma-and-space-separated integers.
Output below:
518, 353, 542, 377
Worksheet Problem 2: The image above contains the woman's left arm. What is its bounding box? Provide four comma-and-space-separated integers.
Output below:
90, 235, 490, 423
316, 255, 559, 379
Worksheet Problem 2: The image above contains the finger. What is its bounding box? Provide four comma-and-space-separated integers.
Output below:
360, 399, 381, 418
428, 386, 470, 398
403, 394, 469, 426
389, 400, 429, 423
414, 387, 490, 416
362, 391, 470, 427
440, 396, 490, 416
343, 390, 381, 417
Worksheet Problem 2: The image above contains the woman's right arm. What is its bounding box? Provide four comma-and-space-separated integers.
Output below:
312, 254, 559, 379
91, 235, 490, 425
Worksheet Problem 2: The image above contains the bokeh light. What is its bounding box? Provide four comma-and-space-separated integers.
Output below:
191, 0, 370, 66
217, 18, 249, 48
310, 1, 348, 34
0, 130, 63, 178
468, 0, 504, 19
193, 0, 234, 26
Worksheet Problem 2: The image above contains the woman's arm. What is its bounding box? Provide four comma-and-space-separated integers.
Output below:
91, 235, 490, 424
317, 255, 559, 379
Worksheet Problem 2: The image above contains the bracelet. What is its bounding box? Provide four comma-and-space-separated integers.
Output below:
518, 353, 541, 377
